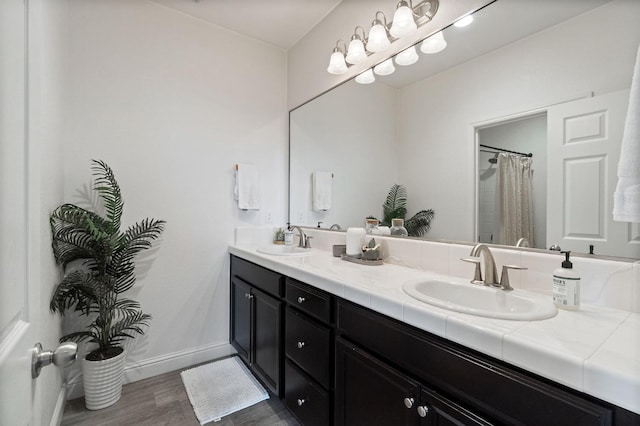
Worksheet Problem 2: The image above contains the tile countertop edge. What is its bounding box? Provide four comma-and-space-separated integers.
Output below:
228, 245, 640, 415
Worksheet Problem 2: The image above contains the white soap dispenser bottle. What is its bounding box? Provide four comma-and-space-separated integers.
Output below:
552, 251, 580, 310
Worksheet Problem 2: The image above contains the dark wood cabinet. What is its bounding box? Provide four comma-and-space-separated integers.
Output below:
335, 337, 420, 426
230, 256, 284, 396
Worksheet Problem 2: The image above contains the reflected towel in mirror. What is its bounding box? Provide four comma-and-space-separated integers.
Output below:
312, 171, 332, 211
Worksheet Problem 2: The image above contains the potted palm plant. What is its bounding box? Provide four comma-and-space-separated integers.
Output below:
49, 160, 165, 410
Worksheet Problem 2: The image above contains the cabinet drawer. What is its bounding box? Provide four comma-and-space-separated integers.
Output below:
231, 255, 283, 297
286, 278, 332, 323
285, 360, 330, 426
285, 307, 331, 389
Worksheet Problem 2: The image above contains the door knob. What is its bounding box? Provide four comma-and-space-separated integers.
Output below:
32, 342, 78, 378
417, 405, 429, 417
403, 397, 414, 408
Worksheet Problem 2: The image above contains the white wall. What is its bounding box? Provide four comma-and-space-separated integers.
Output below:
290, 81, 399, 228
398, 0, 640, 242
63, 0, 287, 391
287, 0, 492, 109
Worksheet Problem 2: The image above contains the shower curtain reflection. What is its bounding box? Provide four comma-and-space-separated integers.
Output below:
496, 153, 534, 246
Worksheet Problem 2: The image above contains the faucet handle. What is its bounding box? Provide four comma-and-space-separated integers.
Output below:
304, 236, 313, 249
461, 257, 483, 284
499, 264, 527, 291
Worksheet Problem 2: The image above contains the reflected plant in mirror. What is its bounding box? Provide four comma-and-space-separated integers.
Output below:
289, 0, 640, 259
368, 184, 435, 237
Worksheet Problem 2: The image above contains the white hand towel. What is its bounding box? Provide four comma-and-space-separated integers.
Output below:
613, 43, 640, 222
234, 164, 261, 210
312, 171, 332, 211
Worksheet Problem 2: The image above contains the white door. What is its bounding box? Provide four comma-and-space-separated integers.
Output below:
0, 0, 36, 424
547, 89, 639, 258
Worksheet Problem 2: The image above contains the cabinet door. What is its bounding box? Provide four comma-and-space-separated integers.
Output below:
417, 388, 494, 426
252, 287, 283, 397
230, 277, 252, 363
335, 337, 420, 426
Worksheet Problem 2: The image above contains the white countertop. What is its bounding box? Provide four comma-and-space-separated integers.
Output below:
229, 245, 640, 415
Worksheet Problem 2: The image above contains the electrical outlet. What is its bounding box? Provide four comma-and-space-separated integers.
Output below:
297, 211, 304, 223
265, 211, 272, 224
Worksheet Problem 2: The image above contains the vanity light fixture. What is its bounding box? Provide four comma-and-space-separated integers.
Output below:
346, 27, 368, 64
355, 69, 375, 84
395, 45, 419, 66
420, 30, 447, 54
327, 40, 348, 74
374, 58, 396, 76
453, 14, 474, 28
326, 0, 440, 75
390, 1, 418, 38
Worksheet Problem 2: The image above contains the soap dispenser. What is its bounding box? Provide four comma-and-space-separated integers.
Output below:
552, 251, 580, 310
284, 223, 294, 246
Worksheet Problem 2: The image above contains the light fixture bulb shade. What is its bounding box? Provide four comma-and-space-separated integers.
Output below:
453, 14, 474, 28
390, 5, 417, 38
327, 51, 348, 74
366, 24, 390, 53
373, 58, 395, 76
346, 38, 367, 64
395, 45, 419, 66
355, 69, 375, 84
420, 31, 447, 54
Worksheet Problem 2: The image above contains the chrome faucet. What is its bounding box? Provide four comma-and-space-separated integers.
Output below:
467, 243, 499, 286
462, 243, 526, 291
291, 226, 311, 249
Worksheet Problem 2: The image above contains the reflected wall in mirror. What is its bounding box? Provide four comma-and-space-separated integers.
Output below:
289, 0, 640, 258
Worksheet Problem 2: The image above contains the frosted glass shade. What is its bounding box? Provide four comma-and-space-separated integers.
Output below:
390, 5, 417, 38
366, 24, 390, 52
420, 31, 447, 54
373, 58, 395, 76
395, 46, 419, 66
327, 51, 348, 74
454, 15, 474, 27
346, 38, 367, 64
355, 69, 375, 84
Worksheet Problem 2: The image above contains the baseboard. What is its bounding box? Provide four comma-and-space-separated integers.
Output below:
65, 341, 236, 401
49, 384, 67, 426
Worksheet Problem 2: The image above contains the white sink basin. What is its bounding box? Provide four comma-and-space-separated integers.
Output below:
402, 279, 557, 321
256, 245, 313, 257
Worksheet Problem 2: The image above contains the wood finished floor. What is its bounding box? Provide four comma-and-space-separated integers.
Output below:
61, 361, 300, 426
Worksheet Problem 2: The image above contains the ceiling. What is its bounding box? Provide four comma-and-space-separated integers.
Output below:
149, 0, 343, 49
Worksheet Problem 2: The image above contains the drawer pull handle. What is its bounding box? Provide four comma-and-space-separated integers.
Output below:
297, 341, 306, 349
244, 293, 253, 299
403, 397, 414, 409
297, 296, 306, 304
417, 405, 429, 418
297, 398, 306, 406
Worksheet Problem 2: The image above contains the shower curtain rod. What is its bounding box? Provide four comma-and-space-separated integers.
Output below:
479, 144, 533, 157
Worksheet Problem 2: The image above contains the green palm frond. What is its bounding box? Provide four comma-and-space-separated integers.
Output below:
405, 209, 435, 237
382, 184, 407, 225
91, 159, 124, 236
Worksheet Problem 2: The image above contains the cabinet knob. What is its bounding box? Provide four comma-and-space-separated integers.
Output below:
417, 405, 429, 418
297, 398, 306, 406
297, 296, 306, 304
297, 341, 306, 349
403, 397, 414, 409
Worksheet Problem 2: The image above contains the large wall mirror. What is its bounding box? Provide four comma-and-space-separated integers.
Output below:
290, 0, 640, 259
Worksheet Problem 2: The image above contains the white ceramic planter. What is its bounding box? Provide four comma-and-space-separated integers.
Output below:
82, 349, 126, 410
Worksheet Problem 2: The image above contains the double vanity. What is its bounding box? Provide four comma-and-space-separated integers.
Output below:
229, 229, 639, 425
